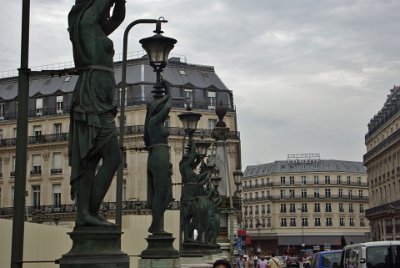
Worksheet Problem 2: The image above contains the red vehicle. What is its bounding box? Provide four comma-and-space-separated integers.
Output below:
286, 256, 300, 268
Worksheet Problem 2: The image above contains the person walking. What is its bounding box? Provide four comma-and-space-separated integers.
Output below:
256, 255, 268, 268
269, 254, 281, 268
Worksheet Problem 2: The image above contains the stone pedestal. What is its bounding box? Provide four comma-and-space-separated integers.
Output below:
180, 241, 204, 257
138, 258, 181, 268
140, 233, 179, 259
59, 226, 129, 268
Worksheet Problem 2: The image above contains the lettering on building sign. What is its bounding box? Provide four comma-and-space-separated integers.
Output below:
287, 153, 320, 164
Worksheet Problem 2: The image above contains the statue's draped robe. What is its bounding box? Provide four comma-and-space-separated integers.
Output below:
68, 0, 118, 199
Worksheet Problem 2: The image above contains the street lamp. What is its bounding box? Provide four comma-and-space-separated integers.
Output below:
256, 221, 262, 256
233, 170, 243, 195
139, 20, 177, 98
116, 18, 175, 229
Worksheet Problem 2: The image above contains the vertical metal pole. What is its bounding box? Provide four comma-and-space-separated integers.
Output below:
11, 0, 30, 267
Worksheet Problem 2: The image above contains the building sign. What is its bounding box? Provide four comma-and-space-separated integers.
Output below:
287, 153, 320, 164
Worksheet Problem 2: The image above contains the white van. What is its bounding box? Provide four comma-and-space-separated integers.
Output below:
340, 241, 400, 268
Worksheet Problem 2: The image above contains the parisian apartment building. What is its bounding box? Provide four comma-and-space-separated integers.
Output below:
242, 154, 370, 254
0, 55, 241, 225
364, 85, 400, 241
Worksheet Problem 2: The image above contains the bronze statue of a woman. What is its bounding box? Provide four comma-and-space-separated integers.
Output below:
144, 82, 173, 234
68, 0, 125, 226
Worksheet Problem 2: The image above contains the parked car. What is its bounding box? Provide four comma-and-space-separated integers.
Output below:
311, 250, 342, 268
276, 256, 287, 268
286, 256, 300, 268
340, 240, 400, 268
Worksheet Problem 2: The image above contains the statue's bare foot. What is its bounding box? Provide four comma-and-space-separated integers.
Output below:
76, 215, 114, 227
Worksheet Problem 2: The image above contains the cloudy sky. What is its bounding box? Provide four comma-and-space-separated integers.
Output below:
1, 0, 399, 168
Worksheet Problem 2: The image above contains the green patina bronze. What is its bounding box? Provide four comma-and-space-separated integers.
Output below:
144, 85, 173, 235
67, 0, 125, 227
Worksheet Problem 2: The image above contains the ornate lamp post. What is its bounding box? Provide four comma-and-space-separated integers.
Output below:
178, 112, 202, 144
140, 21, 177, 98
233, 170, 243, 195
116, 18, 176, 229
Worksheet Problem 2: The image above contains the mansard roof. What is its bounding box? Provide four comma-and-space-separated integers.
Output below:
0, 57, 229, 101
244, 159, 366, 178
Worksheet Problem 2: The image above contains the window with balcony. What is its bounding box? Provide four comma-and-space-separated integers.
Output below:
301, 203, 308, 212
33, 125, 42, 140
290, 218, 296, 227
340, 217, 345, 226
183, 89, 193, 109
31, 154, 42, 175
281, 176, 286, 185
56, 95, 64, 114
289, 176, 295, 185
348, 190, 353, 199
358, 190, 363, 198
289, 203, 296, 213
349, 203, 354, 213
280, 189, 286, 199
347, 176, 351, 185
207, 91, 216, 109
52, 184, 61, 208
267, 204, 271, 213
280, 204, 287, 213
314, 203, 320, 212
360, 204, 364, 213
301, 188, 307, 198
301, 176, 307, 185
325, 203, 332, 212
325, 175, 331, 184
289, 189, 295, 198
338, 189, 343, 198
51, 152, 63, 174
281, 218, 287, 227
326, 217, 332, 226
32, 185, 41, 208
262, 205, 265, 214
314, 175, 319, 184
339, 203, 344, 212
337, 175, 341, 184
314, 218, 321, 226
357, 177, 362, 185
255, 205, 259, 215
314, 189, 319, 198
10, 156, 16, 176
53, 123, 62, 134
249, 206, 253, 215
325, 189, 331, 198
349, 218, 355, 226
0, 158, 2, 178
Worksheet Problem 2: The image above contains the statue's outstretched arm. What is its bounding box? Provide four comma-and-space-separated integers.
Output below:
102, 0, 126, 35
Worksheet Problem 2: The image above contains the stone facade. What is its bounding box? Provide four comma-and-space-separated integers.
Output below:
243, 157, 369, 254
0, 57, 241, 226
364, 86, 400, 241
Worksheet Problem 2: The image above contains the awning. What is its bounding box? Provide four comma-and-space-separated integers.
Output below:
278, 234, 370, 246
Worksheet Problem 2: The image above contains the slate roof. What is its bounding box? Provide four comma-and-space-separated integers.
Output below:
244, 160, 366, 178
0, 56, 228, 101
